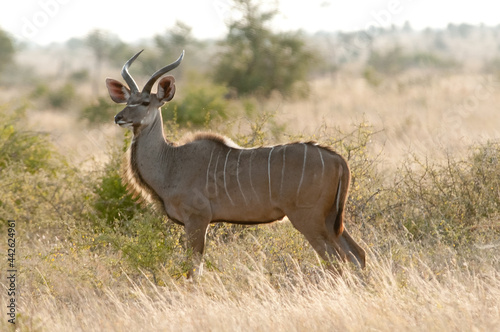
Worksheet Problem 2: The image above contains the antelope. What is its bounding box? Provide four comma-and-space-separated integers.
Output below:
106, 50, 366, 277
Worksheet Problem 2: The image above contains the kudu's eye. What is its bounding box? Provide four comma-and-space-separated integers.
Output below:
141, 101, 150, 106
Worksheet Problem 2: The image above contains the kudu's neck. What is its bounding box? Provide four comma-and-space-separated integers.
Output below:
126, 108, 171, 215
131, 109, 172, 162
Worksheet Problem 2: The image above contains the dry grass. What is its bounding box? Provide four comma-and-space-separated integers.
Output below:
2, 233, 499, 332
1, 68, 500, 331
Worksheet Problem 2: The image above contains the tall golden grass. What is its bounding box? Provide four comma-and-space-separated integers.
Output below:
2, 228, 499, 331
1, 71, 499, 331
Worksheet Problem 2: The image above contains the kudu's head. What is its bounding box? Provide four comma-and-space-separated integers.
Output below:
106, 50, 184, 129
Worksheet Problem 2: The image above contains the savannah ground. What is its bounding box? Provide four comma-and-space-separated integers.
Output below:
2, 34, 500, 331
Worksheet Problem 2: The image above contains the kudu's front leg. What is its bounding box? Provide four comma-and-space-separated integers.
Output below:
184, 217, 210, 280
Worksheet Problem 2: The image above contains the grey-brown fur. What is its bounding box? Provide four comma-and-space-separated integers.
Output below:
106, 50, 366, 277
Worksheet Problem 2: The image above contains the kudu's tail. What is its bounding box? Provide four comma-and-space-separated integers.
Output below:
326, 158, 350, 237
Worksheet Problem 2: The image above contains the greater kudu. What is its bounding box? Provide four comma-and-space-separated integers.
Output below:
106, 50, 366, 277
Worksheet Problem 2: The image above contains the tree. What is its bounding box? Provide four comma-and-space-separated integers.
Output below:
152, 21, 195, 78
214, 0, 316, 97
85, 30, 133, 95
0, 27, 15, 77
155, 21, 193, 59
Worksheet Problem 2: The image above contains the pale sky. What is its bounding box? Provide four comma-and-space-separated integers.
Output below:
1, 0, 498, 45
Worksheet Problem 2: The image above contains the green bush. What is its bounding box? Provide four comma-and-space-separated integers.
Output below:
97, 211, 186, 282
69, 69, 90, 82
30, 83, 50, 99
163, 81, 229, 127
392, 143, 500, 243
0, 27, 15, 76
30, 82, 77, 109
89, 133, 142, 232
366, 46, 459, 76
0, 104, 54, 173
363, 66, 383, 87
80, 97, 120, 125
47, 83, 76, 109
0, 103, 86, 229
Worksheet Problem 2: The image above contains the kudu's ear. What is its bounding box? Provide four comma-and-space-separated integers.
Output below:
106, 78, 131, 104
157, 76, 176, 103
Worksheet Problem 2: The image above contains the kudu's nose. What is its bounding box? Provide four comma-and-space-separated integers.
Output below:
114, 114, 123, 124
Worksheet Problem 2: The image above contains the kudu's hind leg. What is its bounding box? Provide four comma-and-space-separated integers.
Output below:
335, 228, 366, 269
288, 213, 347, 273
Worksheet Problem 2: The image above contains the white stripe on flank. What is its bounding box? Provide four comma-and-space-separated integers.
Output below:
249, 150, 259, 201
318, 148, 325, 182
237, 150, 248, 205
206, 147, 215, 192
336, 168, 343, 211
296, 143, 308, 198
280, 146, 287, 196
213, 151, 221, 197
224, 149, 235, 205
336, 179, 342, 211
268, 147, 275, 201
